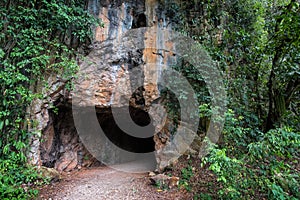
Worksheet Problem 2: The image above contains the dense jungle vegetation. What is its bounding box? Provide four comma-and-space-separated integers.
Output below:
0, 0, 299, 199
0, 0, 101, 198
164, 0, 300, 199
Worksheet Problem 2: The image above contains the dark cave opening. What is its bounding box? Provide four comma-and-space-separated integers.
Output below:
132, 13, 147, 28
41, 105, 156, 170
96, 106, 155, 153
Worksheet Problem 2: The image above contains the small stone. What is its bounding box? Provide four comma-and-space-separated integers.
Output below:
149, 174, 179, 189
39, 166, 61, 182
149, 174, 170, 185
169, 176, 179, 188
148, 172, 156, 177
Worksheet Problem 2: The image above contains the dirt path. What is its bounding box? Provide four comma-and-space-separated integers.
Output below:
38, 166, 190, 200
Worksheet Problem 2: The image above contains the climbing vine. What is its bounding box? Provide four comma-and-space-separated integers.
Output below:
0, 0, 102, 198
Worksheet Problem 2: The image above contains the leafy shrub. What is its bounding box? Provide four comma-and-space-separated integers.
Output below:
179, 164, 194, 191
0, 154, 49, 200
203, 127, 300, 199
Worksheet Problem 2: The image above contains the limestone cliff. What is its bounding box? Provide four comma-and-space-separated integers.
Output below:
29, 0, 202, 172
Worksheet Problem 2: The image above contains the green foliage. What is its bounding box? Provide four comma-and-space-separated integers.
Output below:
0, 0, 100, 155
179, 164, 194, 191
159, 59, 209, 133
0, 155, 49, 200
162, 0, 299, 199
0, 0, 101, 198
194, 193, 213, 200
203, 126, 300, 199
222, 109, 264, 156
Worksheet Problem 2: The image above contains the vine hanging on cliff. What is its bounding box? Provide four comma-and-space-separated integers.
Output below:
0, 0, 102, 198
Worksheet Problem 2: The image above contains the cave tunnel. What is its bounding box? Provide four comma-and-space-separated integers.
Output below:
41, 104, 156, 169
97, 106, 156, 153
132, 13, 147, 28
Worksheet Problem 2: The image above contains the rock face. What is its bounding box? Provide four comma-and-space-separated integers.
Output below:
29, 0, 202, 171
40, 107, 100, 171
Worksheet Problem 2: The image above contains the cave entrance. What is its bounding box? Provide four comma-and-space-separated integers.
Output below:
97, 106, 156, 154
41, 105, 157, 172
132, 13, 147, 28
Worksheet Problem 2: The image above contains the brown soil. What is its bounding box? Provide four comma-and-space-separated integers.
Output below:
37, 166, 191, 200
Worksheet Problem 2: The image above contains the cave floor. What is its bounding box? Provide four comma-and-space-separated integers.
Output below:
37, 163, 191, 200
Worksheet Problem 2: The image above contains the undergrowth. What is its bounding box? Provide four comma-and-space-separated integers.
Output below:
0, 155, 50, 199
201, 110, 300, 199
